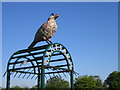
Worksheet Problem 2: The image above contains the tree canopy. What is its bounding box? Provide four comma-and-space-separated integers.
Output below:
45, 76, 70, 89
9, 71, 120, 89
105, 71, 120, 89
74, 75, 103, 89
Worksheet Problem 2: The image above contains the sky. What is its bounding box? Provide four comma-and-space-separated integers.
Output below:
1, 2, 118, 88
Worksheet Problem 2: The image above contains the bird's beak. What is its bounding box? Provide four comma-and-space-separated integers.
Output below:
54, 14, 59, 19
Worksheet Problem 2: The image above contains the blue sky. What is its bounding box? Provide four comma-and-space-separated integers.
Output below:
2, 2, 118, 88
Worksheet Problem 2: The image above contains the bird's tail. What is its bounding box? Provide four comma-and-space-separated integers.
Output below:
28, 41, 37, 49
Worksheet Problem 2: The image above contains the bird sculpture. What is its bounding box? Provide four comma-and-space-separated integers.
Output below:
28, 13, 59, 49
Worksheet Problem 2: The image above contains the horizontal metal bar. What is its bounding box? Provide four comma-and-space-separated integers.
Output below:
10, 55, 64, 65
54, 64, 68, 68
45, 70, 70, 74
42, 65, 72, 71
10, 50, 63, 61
11, 51, 45, 59
47, 53, 61, 57
9, 65, 42, 71
14, 45, 48, 55
10, 65, 72, 72
9, 56, 43, 65
50, 58, 66, 62
12, 70, 37, 75
11, 69, 71, 76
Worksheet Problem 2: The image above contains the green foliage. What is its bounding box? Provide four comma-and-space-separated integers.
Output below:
31, 85, 37, 89
105, 71, 120, 89
10, 86, 30, 90
45, 76, 70, 89
103, 81, 107, 88
74, 75, 103, 89
10, 86, 22, 90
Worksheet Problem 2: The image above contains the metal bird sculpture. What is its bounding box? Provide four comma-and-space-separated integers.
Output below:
28, 13, 59, 49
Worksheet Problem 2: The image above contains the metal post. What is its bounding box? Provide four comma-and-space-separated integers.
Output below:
70, 71, 74, 90
38, 74, 40, 90
6, 71, 10, 90
41, 67, 45, 90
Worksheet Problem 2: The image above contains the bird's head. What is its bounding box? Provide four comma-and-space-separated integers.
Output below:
48, 13, 59, 20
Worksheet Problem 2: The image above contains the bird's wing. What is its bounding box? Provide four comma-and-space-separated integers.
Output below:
41, 22, 48, 29
34, 22, 48, 41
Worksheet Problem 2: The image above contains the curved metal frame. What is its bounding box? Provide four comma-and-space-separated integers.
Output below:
5, 43, 75, 90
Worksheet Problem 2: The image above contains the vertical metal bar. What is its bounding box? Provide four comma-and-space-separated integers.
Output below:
70, 71, 74, 90
38, 74, 40, 90
41, 67, 45, 90
6, 71, 10, 90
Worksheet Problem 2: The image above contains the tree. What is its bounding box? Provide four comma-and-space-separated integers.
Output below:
22, 86, 29, 90
105, 71, 120, 89
103, 81, 107, 88
31, 85, 37, 90
10, 86, 22, 90
74, 75, 103, 89
45, 76, 69, 89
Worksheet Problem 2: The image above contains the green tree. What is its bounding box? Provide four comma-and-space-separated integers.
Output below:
31, 85, 37, 90
103, 81, 107, 88
74, 75, 103, 89
105, 71, 120, 89
10, 86, 22, 90
45, 76, 69, 89
22, 86, 29, 90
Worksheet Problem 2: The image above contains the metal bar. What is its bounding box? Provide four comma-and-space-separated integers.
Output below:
57, 72, 61, 78
10, 52, 62, 63
41, 67, 45, 90
54, 64, 68, 68
14, 72, 18, 77
49, 58, 66, 62
9, 56, 43, 65
6, 71, 10, 90
45, 70, 69, 74
63, 72, 67, 77
35, 76, 38, 80
9, 65, 42, 71
53, 73, 56, 77
22, 74, 26, 78
3, 71, 7, 77
44, 75, 47, 80
9, 65, 72, 72
13, 51, 44, 59
45, 53, 61, 57
26, 74, 31, 79
48, 74, 52, 78
18, 69, 26, 78
13, 45, 48, 55
31, 75, 35, 79
22, 68, 31, 78
18, 73, 22, 78
11, 52, 43, 59
12, 70, 71, 76
70, 71, 74, 90
42, 65, 73, 71
38, 74, 41, 90
12, 70, 38, 75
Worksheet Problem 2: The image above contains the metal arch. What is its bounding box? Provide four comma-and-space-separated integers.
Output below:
7, 54, 36, 74
42, 43, 74, 70
49, 50, 71, 70
12, 57, 36, 73
7, 52, 18, 71
5, 43, 76, 90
